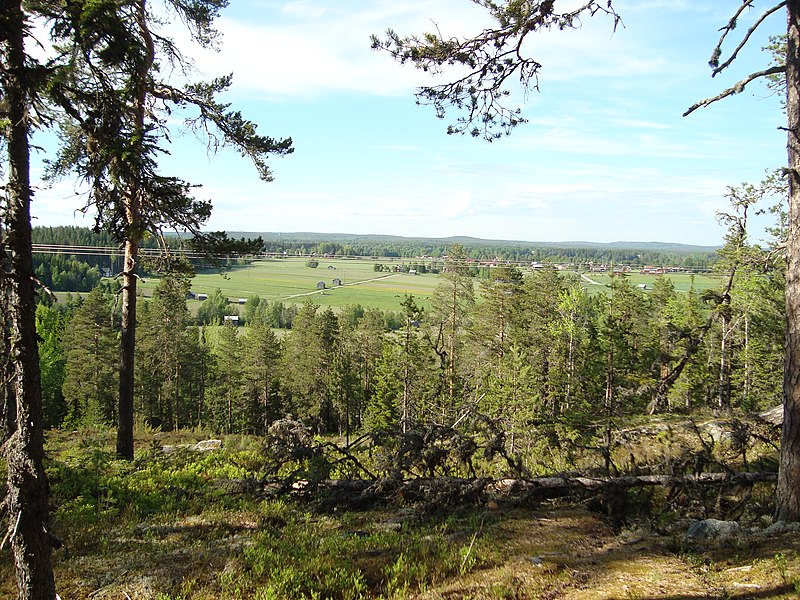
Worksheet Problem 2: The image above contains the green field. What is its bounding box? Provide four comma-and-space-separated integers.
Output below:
142, 257, 443, 312
136, 259, 725, 312
576, 271, 724, 295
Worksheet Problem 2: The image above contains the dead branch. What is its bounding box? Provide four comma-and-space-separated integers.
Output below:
711, 0, 757, 66
684, 65, 786, 117
711, 1, 788, 76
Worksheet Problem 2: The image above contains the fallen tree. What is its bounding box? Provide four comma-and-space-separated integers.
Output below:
238, 417, 779, 520
255, 471, 777, 512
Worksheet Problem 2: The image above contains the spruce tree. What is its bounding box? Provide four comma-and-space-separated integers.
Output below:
62, 287, 117, 426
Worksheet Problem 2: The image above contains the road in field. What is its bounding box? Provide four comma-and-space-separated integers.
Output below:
281, 273, 401, 300
579, 273, 602, 286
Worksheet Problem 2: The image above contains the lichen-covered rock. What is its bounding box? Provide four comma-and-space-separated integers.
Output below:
192, 439, 222, 451
757, 405, 783, 426
686, 518, 742, 543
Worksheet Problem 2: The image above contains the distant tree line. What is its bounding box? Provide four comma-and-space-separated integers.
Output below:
263, 239, 717, 268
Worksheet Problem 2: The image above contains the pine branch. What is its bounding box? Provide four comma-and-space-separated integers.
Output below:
372, 0, 620, 141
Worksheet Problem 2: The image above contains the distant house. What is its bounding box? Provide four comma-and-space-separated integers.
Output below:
316, 281, 326, 290
641, 266, 666, 275
223, 315, 240, 326
332, 278, 342, 286
101, 267, 113, 278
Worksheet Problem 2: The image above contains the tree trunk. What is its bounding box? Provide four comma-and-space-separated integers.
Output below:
719, 309, 732, 410
778, 0, 800, 522
1, 1, 58, 595
116, 0, 155, 459
0, 238, 17, 440
116, 238, 137, 459
279, 472, 778, 509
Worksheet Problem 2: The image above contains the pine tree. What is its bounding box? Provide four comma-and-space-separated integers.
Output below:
42, 0, 293, 458
512, 269, 570, 417
62, 287, 117, 426
209, 322, 244, 434
428, 248, 475, 419
181, 326, 211, 429
241, 323, 282, 434
136, 270, 192, 429
280, 301, 340, 431
0, 2, 58, 591
36, 302, 70, 427
338, 307, 386, 437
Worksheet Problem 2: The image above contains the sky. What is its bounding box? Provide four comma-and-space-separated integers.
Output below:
30, 1, 790, 247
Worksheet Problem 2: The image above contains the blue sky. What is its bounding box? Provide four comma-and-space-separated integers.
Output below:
31, 1, 788, 246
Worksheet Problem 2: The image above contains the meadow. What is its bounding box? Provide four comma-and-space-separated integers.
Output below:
579, 271, 725, 296
136, 257, 724, 313
140, 257, 443, 312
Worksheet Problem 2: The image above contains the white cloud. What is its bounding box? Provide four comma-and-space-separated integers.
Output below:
174, 1, 495, 99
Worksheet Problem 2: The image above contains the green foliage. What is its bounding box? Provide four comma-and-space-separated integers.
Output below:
371, 1, 619, 139
33, 185, 785, 477
36, 303, 71, 427
35, 254, 101, 291
61, 287, 118, 427
196, 288, 237, 325
136, 272, 198, 429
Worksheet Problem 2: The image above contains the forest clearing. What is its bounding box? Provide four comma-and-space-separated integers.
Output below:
2, 416, 793, 599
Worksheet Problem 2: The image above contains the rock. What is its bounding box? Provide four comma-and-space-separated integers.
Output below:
701, 421, 732, 443
686, 519, 742, 543
192, 439, 222, 451
757, 405, 783, 426
762, 520, 800, 536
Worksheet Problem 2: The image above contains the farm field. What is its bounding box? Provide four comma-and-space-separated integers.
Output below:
143, 257, 443, 312
577, 271, 723, 295
135, 258, 724, 312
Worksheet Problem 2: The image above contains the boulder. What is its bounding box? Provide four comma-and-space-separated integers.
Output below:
192, 439, 222, 452
757, 405, 783, 426
686, 518, 742, 544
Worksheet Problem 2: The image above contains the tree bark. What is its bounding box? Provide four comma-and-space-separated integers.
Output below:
1, 1, 58, 595
116, 238, 137, 459
778, 0, 800, 523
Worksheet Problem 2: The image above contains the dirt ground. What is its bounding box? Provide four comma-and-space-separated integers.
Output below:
417, 507, 800, 600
